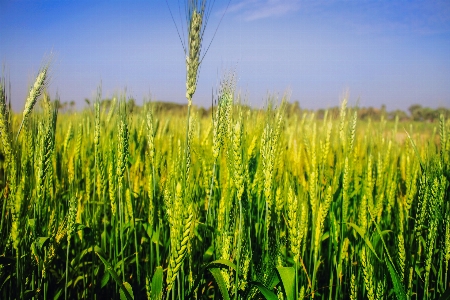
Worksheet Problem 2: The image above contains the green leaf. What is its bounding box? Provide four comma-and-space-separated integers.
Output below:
404, 129, 425, 173
346, 222, 381, 261
255, 222, 261, 235
386, 258, 407, 300
0, 275, 11, 291
194, 224, 203, 242
248, 281, 278, 300
71, 246, 97, 269
151, 267, 163, 300
209, 268, 230, 300
276, 267, 295, 300
321, 231, 330, 242
415, 264, 424, 280
74, 275, 86, 287
119, 282, 134, 300
94, 246, 134, 300
73, 223, 91, 233
203, 245, 214, 262
368, 210, 406, 300
142, 222, 152, 239
379, 230, 392, 236
152, 229, 161, 245
267, 269, 280, 290
23, 289, 36, 300
187, 259, 238, 298
207, 259, 238, 271
36, 237, 51, 250
27, 218, 35, 228
100, 271, 110, 288
195, 222, 221, 235
53, 288, 63, 300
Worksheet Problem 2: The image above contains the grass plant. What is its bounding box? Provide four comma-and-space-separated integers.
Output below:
0, 74, 449, 299
0, 3, 449, 298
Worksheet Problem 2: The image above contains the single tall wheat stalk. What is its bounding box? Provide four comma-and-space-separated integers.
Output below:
17, 63, 49, 139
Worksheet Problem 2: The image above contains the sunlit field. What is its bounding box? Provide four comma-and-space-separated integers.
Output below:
1, 69, 449, 299
1, 1, 450, 299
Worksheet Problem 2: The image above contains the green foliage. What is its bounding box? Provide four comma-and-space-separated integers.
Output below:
0, 71, 449, 300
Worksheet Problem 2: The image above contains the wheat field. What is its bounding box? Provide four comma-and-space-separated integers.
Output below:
0, 67, 449, 300
1, 1, 449, 298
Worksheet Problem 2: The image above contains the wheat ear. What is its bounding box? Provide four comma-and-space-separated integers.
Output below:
166, 204, 194, 292
185, 3, 205, 105
17, 64, 49, 139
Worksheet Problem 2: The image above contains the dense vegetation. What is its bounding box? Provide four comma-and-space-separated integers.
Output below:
0, 69, 449, 299
59, 98, 450, 124
1, 1, 449, 298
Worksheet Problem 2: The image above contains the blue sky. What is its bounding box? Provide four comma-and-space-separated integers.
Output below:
1, 0, 449, 112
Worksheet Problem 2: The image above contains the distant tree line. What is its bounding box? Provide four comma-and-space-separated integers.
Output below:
59, 98, 448, 122
286, 101, 449, 122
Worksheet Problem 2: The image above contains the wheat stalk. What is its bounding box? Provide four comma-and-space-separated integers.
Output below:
185, 0, 208, 106
108, 153, 117, 216
233, 119, 244, 200
397, 234, 406, 282
117, 117, 129, 190
17, 64, 49, 139
185, 10, 202, 106
0, 77, 17, 205
350, 273, 357, 300
361, 247, 375, 300
313, 185, 332, 255
166, 203, 194, 292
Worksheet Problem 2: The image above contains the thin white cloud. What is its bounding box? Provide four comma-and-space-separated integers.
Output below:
226, 0, 257, 14
226, 0, 301, 21
221, 0, 450, 34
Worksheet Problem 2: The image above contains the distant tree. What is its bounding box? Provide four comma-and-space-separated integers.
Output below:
359, 106, 381, 120
436, 107, 450, 119
422, 107, 438, 122
387, 109, 409, 121
406, 104, 449, 122
408, 104, 423, 121
316, 109, 326, 120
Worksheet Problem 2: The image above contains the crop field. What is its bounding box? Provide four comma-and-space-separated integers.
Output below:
0, 67, 449, 300
1, 2, 450, 299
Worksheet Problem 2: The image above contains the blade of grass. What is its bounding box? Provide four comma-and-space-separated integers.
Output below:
95, 246, 134, 300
